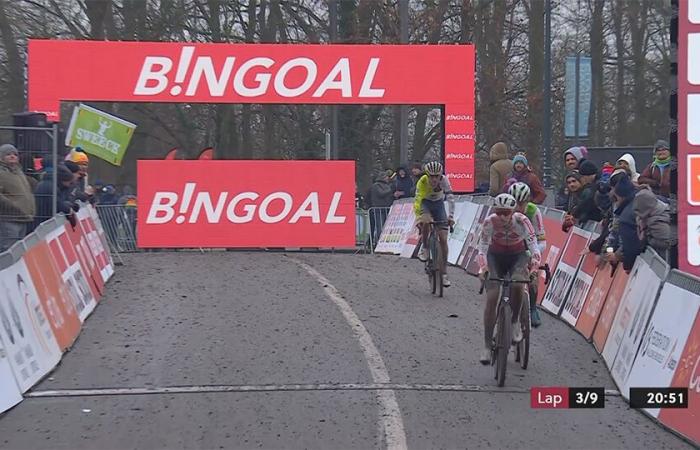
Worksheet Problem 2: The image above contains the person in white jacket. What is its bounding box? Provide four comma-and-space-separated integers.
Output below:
616, 153, 640, 183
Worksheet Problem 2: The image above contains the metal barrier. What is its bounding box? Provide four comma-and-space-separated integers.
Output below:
367, 207, 391, 252
96, 205, 138, 253
355, 208, 370, 249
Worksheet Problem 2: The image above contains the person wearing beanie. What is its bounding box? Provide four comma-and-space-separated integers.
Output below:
638, 139, 674, 198
605, 174, 642, 273
64, 160, 95, 204
600, 162, 615, 184
488, 142, 512, 196
504, 152, 547, 204
615, 153, 640, 183
33, 163, 78, 229
0, 144, 36, 251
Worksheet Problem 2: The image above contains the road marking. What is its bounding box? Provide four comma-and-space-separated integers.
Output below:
289, 257, 408, 450
25, 383, 622, 398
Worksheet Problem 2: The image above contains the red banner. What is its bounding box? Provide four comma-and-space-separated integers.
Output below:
658, 309, 700, 444
575, 263, 615, 340
592, 267, 630, 353
137, 160, 356, 248
27, 40, 475, 191
678, 1, 700, 275
537, 215, 569, 304
22, 242, 82, 351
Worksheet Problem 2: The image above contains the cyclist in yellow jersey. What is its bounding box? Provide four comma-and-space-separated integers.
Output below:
414, 161, 455, 287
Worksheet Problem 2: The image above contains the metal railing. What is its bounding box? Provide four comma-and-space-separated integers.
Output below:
367, 207, 392, 252
96, 205, 374, 253
96, 204, 137, 253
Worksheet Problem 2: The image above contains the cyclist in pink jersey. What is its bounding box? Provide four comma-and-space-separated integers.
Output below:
509, 182, 546, 328
476, 193, 541, 364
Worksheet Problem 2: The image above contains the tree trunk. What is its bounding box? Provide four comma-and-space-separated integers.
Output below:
525, 0, 544, 172
0, 0, 24, 113
412, 0, 449, 162
122, 0, 148, 40
627, 0, 650, 144
85, 0, 110, 39
240, 0, 257, 159
614, 0, 626, 144
590, 0, 605, 145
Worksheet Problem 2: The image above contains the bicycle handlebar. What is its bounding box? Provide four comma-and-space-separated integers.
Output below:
427, 221, 454, 233
478, 264, 551, 295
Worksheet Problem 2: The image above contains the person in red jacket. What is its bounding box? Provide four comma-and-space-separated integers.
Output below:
504, 153, 546, 204
638, 140, 674, 199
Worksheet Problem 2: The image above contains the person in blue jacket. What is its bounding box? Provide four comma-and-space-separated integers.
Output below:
605, 174, 642, 273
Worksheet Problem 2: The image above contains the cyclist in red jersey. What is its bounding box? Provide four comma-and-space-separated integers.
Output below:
476, 193, 541, 364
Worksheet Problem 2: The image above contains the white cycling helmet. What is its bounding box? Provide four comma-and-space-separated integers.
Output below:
424, 161, 443, 176
508, 182, 531, 203
493, 193, 517, 210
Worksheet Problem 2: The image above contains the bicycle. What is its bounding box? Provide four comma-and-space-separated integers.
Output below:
479, 264, 550, 386
514, 264, 551, 371
424, 221, 452, 297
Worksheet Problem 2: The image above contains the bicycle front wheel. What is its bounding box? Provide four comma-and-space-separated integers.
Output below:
518, 292, 531, 369
496, 305, 512, 387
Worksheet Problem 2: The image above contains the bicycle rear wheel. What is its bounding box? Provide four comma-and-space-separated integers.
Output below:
436, 238, 444, 298
429, 231, 441, 296
496, 304, 511, 387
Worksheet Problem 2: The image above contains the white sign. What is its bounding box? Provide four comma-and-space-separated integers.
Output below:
687, 215, 700, 266
689, 94, 700, 146
0, 260, 61, 392
447, 201, 479, 265
0, 338, 22, 413
690, 0, 700, 24
624, 282, 700, 416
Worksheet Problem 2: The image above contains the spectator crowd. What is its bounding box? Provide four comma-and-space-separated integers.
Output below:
357, 138, 675, 273
489, 139, 674, 272
0, 144, 136, 252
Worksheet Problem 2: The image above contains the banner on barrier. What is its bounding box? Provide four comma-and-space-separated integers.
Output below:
399, 219, 420, 258
625, 281, 700, 416
537, 215, 569, 304
575, 263, 615, 339
541, 227, 591, 315
138, 160, 356, 248
592, 266, 630, 353
65, 219, 104, 297
23, 241, 82, 351
0, 339, 22, 413
609, 259, 664, 389
375, 201, 413, 254
561, 235, 600, 326
460, 205, 491, 274
447, 201, 479, 265
45, 226, 98, 322
658, 307, 700, 443
78, 208, 114, 282
394, 201, 417, 252
0, 260, 62, 392
601, 257, 662, 370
